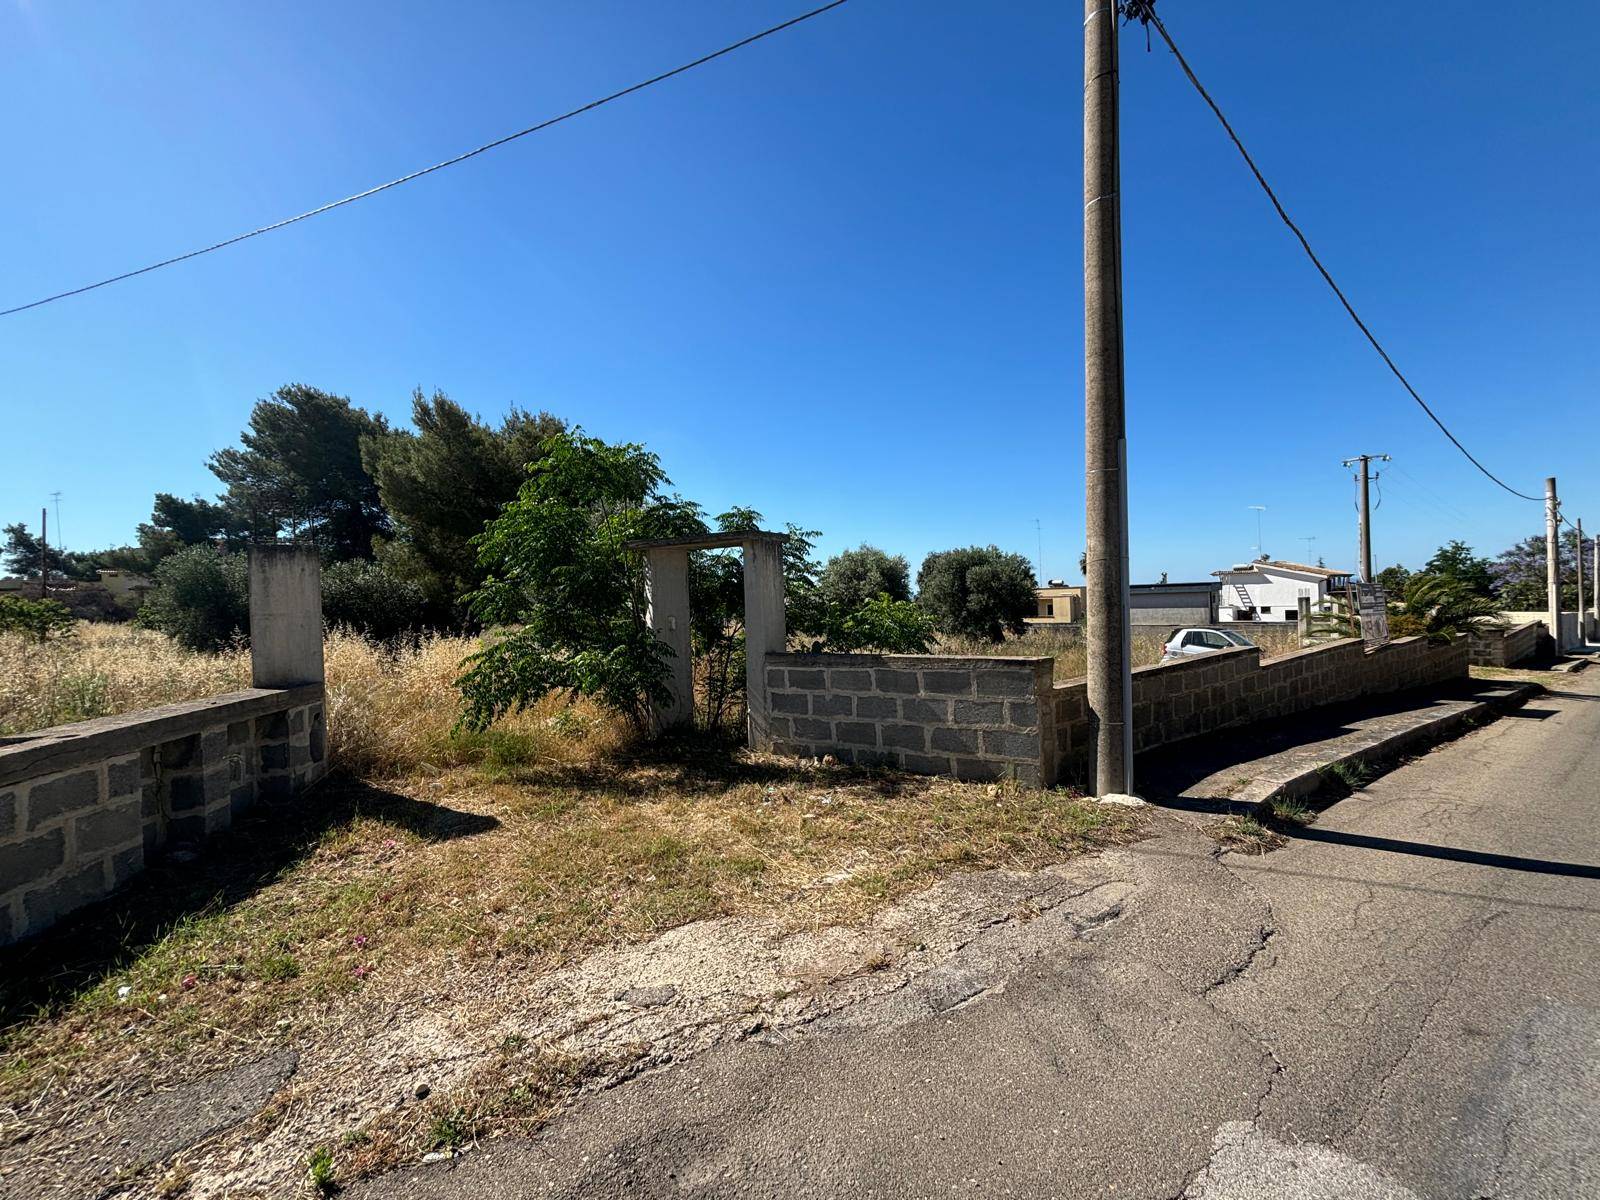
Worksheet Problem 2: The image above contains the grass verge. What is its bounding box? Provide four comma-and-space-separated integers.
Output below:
0, 746, 1141, 1116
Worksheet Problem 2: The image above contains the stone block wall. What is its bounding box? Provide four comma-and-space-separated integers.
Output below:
0, 686, 325, 945
764, 654, 1054, 785
1050, 636, 1468, 784
1466, 621, 1543, 667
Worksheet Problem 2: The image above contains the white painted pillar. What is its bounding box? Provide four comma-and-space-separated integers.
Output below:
742, 536, 787, 750
249, 545, 324, 688
644, 547, 694, 730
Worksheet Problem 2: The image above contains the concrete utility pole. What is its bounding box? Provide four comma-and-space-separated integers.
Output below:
1083, 0, 1132, 797
1578, 517, 1587, 646
1546, 477, 1561, 652
1342, 454, 1390, 584
39, 507, 49, 601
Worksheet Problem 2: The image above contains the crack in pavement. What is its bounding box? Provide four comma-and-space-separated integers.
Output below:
1342, 908, 1508, 1141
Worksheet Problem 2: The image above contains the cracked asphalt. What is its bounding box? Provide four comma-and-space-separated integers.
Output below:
353, 674, 1600, 1199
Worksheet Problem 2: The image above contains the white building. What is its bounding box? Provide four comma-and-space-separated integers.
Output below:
1213, 559, 1355, 623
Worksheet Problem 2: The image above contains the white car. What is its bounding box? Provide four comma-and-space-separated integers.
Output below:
1162, 627, 1258, 661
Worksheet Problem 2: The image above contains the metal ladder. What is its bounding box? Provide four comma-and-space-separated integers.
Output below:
1231, 583, 1253, 611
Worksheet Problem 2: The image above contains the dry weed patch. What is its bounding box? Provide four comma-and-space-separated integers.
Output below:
0, 747, 1139, 1120
1, 624, 1144, 1188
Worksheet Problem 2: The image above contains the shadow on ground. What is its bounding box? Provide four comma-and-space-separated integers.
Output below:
478, 728, 936, 801
0, 775, 497, 1030
1272, 824, 1600, 878
1130, 679, 1519, 817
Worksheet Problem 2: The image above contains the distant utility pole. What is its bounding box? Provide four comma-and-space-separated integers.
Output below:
39, 507, 49, 600
1342, 454, 1390, 583
1083, 0, 1132, 797
1545, 477, 1560, 650
50, 491, 63, 555
1577, 517, 1587, 646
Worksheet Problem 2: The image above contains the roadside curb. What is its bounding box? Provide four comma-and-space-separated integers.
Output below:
1234, 683, 1542, 809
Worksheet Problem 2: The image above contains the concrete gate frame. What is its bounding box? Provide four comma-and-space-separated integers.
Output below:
627, 531, 788, 749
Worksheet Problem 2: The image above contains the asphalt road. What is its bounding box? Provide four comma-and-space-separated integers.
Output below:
356, 673, 1600, 1199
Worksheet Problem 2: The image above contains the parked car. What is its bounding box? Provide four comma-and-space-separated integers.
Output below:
1162, 627, 1258, 662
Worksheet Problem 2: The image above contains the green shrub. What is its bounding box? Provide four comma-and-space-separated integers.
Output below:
0, 596, 75, 643
916, 546, 1037, 642
826, 594, 936, 653
321, 559, 429, 640
137, 545, 249, 651
455, 431, 703, 732
1394, 574, 1504, 642
818, 546, 912, 614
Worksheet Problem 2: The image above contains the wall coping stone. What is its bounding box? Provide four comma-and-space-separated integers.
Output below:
1470, 620, 1540, 642
0, 685, 323, 787
768, 652, 1051, 670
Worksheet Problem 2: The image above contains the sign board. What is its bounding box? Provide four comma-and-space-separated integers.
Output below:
1355, 583, 1389, 649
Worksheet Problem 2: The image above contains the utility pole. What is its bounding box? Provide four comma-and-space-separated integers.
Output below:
1342, 454, 1390, 583
1083, 0, 1132, 797
1592, 528, 1598, 633
1545, 477, 1561, 652
1578, 517, 1587, 647
39, 507, 49, 601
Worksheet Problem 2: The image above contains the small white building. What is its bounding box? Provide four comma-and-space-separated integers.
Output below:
1213, 559, 1355, 623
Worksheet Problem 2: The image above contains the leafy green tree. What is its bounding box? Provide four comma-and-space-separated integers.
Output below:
1393, 575, 1504, 641
0, 596, 75, 642
138, 546, 250, 651
455, 431, 705, 732
321, 560, 431, 641
1422, 540, 1494, 596
2, 523, 91, 579
362, 391, 566, 617
827, 594, 936, 653
81, 544, 161, 575
1492, 529, 1592, 610
1373, 563, 1411, 597
916, 546, 1037, 642
817, 545, 912, 615
209, 384, 390, 559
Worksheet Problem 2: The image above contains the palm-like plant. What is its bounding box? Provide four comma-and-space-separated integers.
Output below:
1394, 574, 1505, 642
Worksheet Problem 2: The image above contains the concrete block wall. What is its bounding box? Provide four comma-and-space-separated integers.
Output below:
0, 687, 326, 946
1466, 621, 1543, 667
764, 654, 1055, 785
1051, 636, 1468, 784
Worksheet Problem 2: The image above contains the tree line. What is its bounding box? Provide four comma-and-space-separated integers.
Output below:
3, 385, 1042, 723
1375, 534, 1594, 613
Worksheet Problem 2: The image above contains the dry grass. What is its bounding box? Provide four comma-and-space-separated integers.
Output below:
0, 624, 630, 776
0, 621, 1146, 1174
934, 628, 1169, 676
0, 624, 252, 736
0, 757, 1140, 1115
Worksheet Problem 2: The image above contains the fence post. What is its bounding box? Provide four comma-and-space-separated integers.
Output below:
742, 535, 787, 751
249, 545, 324, 688
643, 547, 695, 731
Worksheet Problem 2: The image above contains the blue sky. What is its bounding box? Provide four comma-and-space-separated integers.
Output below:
2, 0, 1595, 584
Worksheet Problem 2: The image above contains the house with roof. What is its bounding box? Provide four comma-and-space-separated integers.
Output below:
1214, 559, 1355, 622
1027, 581, 1084, 626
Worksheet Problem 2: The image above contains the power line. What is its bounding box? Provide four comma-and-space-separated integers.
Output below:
0, 0, 852, 318
1120, 2, 1545, 505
